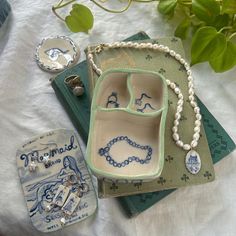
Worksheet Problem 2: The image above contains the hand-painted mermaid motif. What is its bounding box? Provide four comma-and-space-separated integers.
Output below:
98, 136, 152, 167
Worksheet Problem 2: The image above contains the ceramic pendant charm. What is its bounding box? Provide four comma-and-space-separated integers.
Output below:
16, 129, 97, 232
62, 192, 81, 215
52, 185, 70, 207
35, 36, 80, 72
86, 68, 168, 182
185, 150, 201, 174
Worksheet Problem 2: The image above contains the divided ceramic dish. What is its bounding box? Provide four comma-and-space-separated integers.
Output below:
86, 68, 168, 182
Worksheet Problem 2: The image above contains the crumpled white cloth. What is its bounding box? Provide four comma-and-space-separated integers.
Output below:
0, 1, 235, 236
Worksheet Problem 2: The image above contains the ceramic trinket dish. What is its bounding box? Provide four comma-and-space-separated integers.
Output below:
86, 68, 168, 182
35, 36, 80, 73
16, 129, 97, 232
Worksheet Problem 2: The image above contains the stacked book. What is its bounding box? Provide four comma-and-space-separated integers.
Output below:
51, 32, 235, 217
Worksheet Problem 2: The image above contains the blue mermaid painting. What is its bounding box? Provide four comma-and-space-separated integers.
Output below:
27, 155, 83, 218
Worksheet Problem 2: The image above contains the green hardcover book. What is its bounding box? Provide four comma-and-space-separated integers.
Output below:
51, 32, 235, 217
86, 36, 215, 195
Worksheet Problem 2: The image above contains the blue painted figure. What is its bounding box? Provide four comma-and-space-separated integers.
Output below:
106, 92, 119, 108
57, 156, 84, 183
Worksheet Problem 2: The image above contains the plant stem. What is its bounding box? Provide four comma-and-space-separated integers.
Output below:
54, 0, 76, 9
52, 0, 76, 21
133, 0, 158, 2
218, 26, 232, 33
91, 0, 133, 13
229, 32, 236, 40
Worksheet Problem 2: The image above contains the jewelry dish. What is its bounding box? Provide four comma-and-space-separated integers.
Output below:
86, 68, 168, 182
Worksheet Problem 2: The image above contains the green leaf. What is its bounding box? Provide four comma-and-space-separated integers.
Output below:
192, 0, 220, 23
191, 26, 227, 65
222, 0, 236, 14
210, 41, 236, 72
65, 4, 94, 33
158, 0, 177, 15
210, 14, 229, 31
174, 18, 191, 39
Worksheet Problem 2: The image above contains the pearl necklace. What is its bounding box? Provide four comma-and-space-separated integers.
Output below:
87, 42, 202, 174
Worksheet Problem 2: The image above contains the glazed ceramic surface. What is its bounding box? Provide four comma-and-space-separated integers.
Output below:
16, 129, 97, 232
35, 36, 80, 72
86, 68, 168, 181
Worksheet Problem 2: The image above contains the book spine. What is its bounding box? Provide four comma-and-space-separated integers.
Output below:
51, 80, 88, 142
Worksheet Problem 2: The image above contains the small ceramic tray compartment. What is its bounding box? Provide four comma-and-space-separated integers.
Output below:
129, 73, 165, 114
86, 69, 168, 182
95, 72, 130, 109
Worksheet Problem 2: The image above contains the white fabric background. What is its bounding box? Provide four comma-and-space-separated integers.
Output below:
0, 1, 236, 235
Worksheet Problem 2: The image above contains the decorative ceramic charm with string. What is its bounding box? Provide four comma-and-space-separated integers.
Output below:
86, 41, 202, 176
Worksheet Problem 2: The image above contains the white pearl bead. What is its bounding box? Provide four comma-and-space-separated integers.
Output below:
196, 114, 202, 120
187, 70, 191, 76
180, 58, 185, 64
174, 87, 180, 94
177, 99, 183, 106
173, 133, 179, 141
170, 83, 176, 89
193, 133, 200, 140
146, 43, 153, 48
174, 120, 179, 126
188, 76, 193, 81
88, 54, 93, 60
60, 217, 66, 226
159, 45, 164, 50
194, 107, 200, 113
127, 42, 133, 47
175, 54, 181, 60
170, 50, 176, 56
190, 101, 197, 107
172, 126, 178, 133
177, 106, 183, 113
178, 94, 183, 99
163, 46, 170, 52
114, 42, 120, 47
45, 205, 51, 212
191, 140, 198, 148
153, 44, 159, 49
176, 140, 184, 147
175, 113, 181, 120
184, 62, 189, 68
194, 126, 200, 132
188, 88, 194, 95
189, 95, 195, 101
29, 161, 37, 172
195, 120, 201, 126
96, 69, 102, 75
183, 144, 191, 151
188, 82, 193, 89
166, 79, 171, 85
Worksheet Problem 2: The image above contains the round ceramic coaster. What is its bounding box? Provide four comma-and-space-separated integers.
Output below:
35, 36, 80, 72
